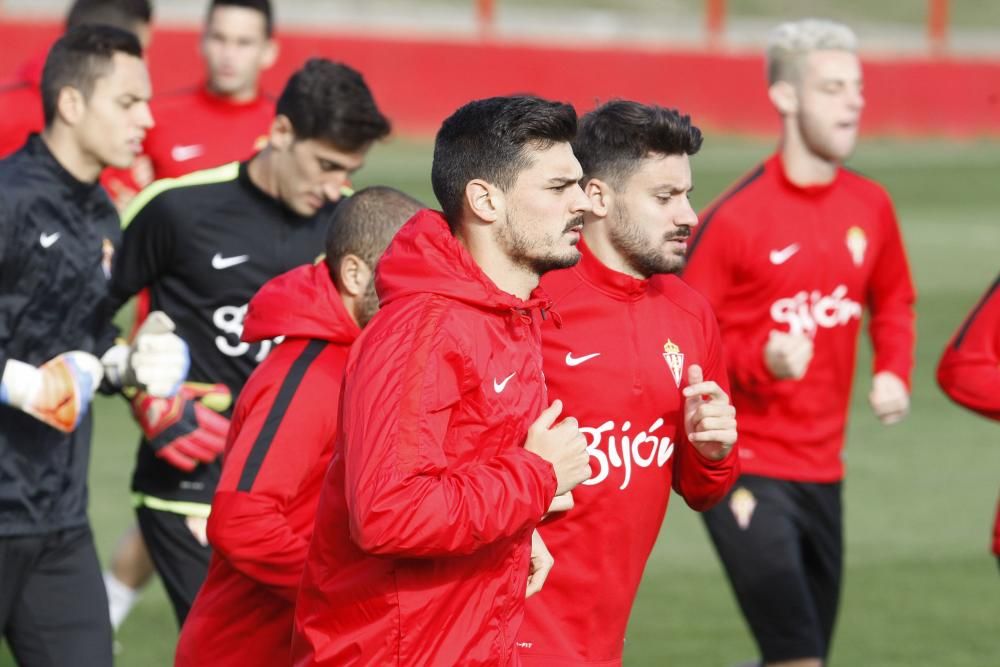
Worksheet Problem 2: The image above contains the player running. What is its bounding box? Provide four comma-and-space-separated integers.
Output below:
937, 273, 1000, 569
516, 100, 739, 666
683, 19, 916, 667
175, 186, 423, 666
108, 58, 390, 627
292, 95, 593, 666
0, 0, 153, 159
0, 25, 185, 666
102, 0, 278, 207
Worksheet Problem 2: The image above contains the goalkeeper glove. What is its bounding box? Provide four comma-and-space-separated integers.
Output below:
1, 352, 104, 432
103, 311, 189, 397
130, 382, 233, 472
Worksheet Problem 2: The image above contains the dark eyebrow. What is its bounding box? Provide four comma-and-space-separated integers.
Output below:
547, 176, 580, 186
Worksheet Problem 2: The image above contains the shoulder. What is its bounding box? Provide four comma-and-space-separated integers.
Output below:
699, 161, 772, 225
149, 86, 204, 116
122, 162, 242, 228
539, 266, 586, 306
839, 167, 895, 211
652, 274, 718, 324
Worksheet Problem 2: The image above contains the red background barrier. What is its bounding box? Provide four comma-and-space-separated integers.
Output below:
2, 19, 998, 137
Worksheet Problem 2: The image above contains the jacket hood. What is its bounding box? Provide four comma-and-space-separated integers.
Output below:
243, 263, 361, 344
375, 209, 551, 315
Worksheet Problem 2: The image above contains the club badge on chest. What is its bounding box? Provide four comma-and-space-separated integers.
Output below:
662, 339, 684, 388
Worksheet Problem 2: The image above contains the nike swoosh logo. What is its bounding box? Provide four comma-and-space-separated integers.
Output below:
171, 144, 204, 162
769, 243, 800, 265
565, 352, 600, 367
39, 232, 60, 248
212, 253, 250, 270
493, 372, 516, 394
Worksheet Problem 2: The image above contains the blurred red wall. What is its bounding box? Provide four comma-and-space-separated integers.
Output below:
2, 19, 998, 137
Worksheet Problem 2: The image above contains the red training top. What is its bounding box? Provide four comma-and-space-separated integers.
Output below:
0, 53, 45, 159
175, 263, 360, 667
683, 153, 916, 482
937, 272, 1000, 556
292, 210, 558, 666
518, 242, 739, 666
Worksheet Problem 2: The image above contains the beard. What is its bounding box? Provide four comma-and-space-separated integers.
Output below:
609, 206, 688, 278
355, 281, 381, 328
497, 213, 583, 277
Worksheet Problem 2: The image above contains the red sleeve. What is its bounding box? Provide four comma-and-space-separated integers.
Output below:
671, 307, 740, 511
937, 274, 1000, 420
343, 308, 557, 558
207, 340, 340, 602
684, 206, 773, 391
867, 197, 917, 387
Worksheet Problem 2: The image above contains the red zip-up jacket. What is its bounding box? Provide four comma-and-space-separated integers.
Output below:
684, 154, 916, 482
937, 273, 1000, 556
175, 263, 360, 667
291, 209, 559, 666
517, 242, 739, 666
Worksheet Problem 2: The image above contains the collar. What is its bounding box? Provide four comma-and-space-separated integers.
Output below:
198, 84, 268, 110
770, 152, 844, 198
26, 134, 102, 200
574, 238, 649, 301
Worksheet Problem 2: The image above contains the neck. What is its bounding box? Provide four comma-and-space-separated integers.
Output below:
780, 123, 838, 186
246, 147, 279, 198
455, 223, 539, 300
207, 81, 258, 104
582, 219, 644, 279
40, 125, 102, 183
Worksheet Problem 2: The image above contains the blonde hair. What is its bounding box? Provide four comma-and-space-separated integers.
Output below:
766, 19, 858, 85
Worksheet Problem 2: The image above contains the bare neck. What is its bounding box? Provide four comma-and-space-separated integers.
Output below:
582, 219, 643, 279
246, 147, 278, 198
455, 224, 538, 300
780, 122, 839, 187
40, 126, 102, 183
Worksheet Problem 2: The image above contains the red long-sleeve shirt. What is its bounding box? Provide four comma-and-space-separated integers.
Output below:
175, 264, 360, 667
937, 272, 1000, 556
0, 54, 45, 159
684, 153, 916, 482
102, 85, 273, 205
517, 243, 739, 666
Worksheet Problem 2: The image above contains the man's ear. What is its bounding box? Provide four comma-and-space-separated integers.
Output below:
464, 179, 501, 224
584, 178, 612, 219
269, 114, 295, 150
337, 253, 372, 297
55, 86, 87, 126
768, 80, 799, 116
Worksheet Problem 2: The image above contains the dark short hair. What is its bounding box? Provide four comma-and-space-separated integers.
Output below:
325, 186, 423, 273
276, 59, 391, 152
41, 24, 143, 127
431, 95, 577, 229
208, 0, 274, 38
574, 100, 703, 188
66, 0, 152, 33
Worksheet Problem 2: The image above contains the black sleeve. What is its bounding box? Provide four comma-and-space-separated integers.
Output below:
0, 195, 25, 372
108, 190, 178, 312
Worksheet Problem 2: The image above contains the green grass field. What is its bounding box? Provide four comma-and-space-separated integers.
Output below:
3, 135, 999, 665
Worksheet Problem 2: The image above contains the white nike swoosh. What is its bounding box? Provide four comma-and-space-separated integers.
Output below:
212, 253, 250, 270
769, 243, 800, 265
565, 352, 600, 367
171, 144, 204, 162
493, 372, 516, 394
39, 232, 60, 248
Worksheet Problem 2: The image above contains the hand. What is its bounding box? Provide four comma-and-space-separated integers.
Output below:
103, 311, 190, 397
869, 371, 909, 425
525, 529, 554, 599
764, 330, 814, 380
545, 492, 574, 516
130, 382, 232, 471
683, 365, 737, 461
0, 352, 104, 432
524, 400, 591, 496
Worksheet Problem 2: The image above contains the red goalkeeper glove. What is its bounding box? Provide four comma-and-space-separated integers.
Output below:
130, 382, 232, 471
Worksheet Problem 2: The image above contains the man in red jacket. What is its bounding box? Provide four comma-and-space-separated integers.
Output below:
517, 100, 740, 666
292, 95, 594, 666
937, 273, 1000, 568
102, 0, 278, 207
0, 0, 153, 159
173, 186, 423, 667
683, 20, 916, 667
